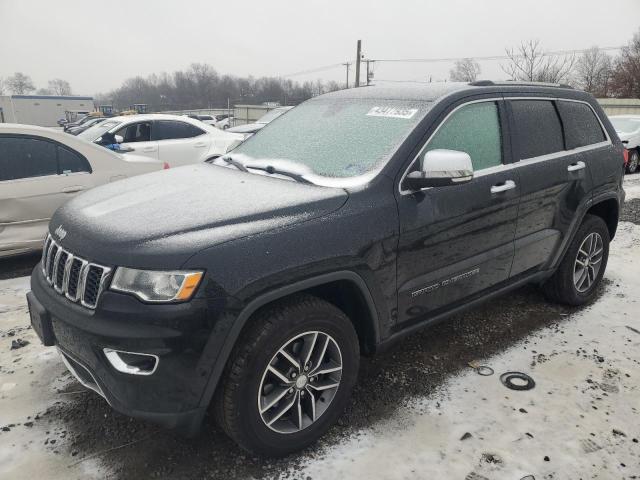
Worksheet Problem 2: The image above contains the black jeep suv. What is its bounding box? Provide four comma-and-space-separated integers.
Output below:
27, 81, 625, 456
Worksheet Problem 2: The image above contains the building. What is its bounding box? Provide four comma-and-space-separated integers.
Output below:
0, 95, 95, 127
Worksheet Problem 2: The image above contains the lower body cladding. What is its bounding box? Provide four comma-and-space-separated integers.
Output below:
28, 266, 228, 436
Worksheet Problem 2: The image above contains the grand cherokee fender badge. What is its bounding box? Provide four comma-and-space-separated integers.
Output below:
411, 268, 480, 298
54, 225, 67, 241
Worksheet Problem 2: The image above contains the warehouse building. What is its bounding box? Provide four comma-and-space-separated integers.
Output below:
0, 94, 95, 127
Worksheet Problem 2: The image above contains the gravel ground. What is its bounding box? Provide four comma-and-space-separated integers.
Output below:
1, 176, 639, 479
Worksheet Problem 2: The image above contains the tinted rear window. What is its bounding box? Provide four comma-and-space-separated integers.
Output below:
0, 136, 57, 181
511, 100, 564, 159
58, 146, 91, 174
557, 101, 606, 149
153, 121, 204, 140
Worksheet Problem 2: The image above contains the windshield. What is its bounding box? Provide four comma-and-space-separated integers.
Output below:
257, 108, 291, 124
78, 120, 121, 141
610, 117, 640, 134
233, 98, 431, 179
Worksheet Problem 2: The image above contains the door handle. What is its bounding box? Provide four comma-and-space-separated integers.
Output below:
193, 142, 207, 148
62, 186, 84, 194
567, 161, 586, 172
142, 146, 157, 152
490, 180, 516, 194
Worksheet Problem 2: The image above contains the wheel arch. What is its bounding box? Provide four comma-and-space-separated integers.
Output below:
197, 270, 380, 410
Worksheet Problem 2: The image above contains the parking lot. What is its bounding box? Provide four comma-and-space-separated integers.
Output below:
0, 175, 638, 479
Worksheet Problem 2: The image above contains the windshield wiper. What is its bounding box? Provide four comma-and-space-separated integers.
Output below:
245, 164, 313, 184
216, 154, 249, 172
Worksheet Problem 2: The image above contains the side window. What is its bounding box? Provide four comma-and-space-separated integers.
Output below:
510, 100, 564, 159
0, 136, 57, 181
58, 146, 91, 174
116, 122, 152, 143
153, 121, 205, 141
423, 102, 502, 171
557, 101, 606, 149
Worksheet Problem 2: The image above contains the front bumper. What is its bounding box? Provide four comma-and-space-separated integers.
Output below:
29, 265, 225, 435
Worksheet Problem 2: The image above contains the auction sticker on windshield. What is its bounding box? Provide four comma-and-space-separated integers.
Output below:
366, 106, 418, 119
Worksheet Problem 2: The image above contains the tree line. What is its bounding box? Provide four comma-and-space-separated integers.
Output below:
449, 29, 640, 98
3, 29, 640, 109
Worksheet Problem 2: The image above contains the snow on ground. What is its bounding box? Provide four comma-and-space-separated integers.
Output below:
278, 222, 640, 480
625, 175, 640, 201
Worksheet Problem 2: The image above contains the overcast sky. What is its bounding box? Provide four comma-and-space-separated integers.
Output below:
1, 0, 638, 95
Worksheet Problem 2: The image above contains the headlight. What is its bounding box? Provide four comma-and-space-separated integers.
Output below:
110, 268, 203, 303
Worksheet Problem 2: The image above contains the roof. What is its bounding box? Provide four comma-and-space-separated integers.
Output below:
5, 95, 94, 101
317, 81, 591, 102
0, 123, 108, 151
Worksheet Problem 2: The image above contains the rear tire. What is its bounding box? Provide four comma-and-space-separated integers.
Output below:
543, 214, 610, 306
627, 149, 639, 174
214, 294, 359, 456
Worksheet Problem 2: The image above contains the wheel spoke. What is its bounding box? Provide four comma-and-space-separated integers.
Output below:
278, 349, 301, 371
268, 365, 293, 385
302, 332, 318, 366
308, 380, 340, 391
267, 392, 298, 426
591, 256, 602, 265
313, 336, 331, 369
311, 359, 342, 376
305, 387, 316, 422
296, 392, 303, 430
260, 386, 291, 413
592, 248, 603, 258
577, 268, 589, 290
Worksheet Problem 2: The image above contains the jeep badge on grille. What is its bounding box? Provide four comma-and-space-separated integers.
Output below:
54, 225, 67, 240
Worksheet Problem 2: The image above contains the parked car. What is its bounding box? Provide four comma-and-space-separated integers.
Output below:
609, 115, 640, 173
63, 114, 101, 132
66, 117, 108, 136
227, 106, 293, 137
215, 115, 233, 130
27, 82, 624, 456
78, 114, 244, 167
185, 114, 218, 127
0, 124, 164, 258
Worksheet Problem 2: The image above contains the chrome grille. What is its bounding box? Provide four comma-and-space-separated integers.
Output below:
41, 234, 111, 309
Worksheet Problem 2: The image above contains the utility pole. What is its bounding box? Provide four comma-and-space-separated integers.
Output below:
355, 40, 362, 88
342, 62, 351, 88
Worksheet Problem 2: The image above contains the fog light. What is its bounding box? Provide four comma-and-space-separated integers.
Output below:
103, 348, 158, 376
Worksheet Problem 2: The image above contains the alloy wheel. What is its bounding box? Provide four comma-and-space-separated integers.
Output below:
257, 331, 343, 434
573, 232, 604, 293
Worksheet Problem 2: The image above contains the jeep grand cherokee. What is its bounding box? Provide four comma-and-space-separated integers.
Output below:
27, 81, 625, 456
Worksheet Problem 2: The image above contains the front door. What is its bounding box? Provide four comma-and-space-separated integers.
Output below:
153, 120, 210, 166
395, 99, 519, 327
115, 121, 159, 160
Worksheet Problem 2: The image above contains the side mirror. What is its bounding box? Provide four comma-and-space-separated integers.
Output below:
404, 149, 474, 191
114, 135, 124, 144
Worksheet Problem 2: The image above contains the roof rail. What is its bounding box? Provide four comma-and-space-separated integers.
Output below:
469, 80, 574, 89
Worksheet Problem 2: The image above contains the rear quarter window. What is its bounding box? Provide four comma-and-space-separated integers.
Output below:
510, 100, 564, 160
557, 101, 606, 149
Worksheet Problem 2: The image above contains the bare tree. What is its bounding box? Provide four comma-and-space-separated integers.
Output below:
36, 88, 53, 95
0, 77, 5, 95
501, 40, 576, 83
449, 58, 481, 82
573, 47, 612, 96
48, 78, 72, 96
609, 30, 640, 98
6, 72, 35, 94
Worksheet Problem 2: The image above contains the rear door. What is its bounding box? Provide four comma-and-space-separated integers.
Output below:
507, 98, 598, 276
154, 120, 211, 166
0, 135, 93, 255
115, 121, 159, 160
395, 99, 520, 326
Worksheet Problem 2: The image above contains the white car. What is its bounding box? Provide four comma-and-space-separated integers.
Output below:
0, 123, 164, 258
227, 106, 294, 138
215, 116, 233, 130
78, 114, 244, 167
609, 115, 640, 173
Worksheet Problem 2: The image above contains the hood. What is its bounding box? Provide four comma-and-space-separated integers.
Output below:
50, 164, 348, 268
227, 123, 264, 134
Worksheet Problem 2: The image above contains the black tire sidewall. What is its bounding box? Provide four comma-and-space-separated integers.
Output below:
230, 304, 359, 456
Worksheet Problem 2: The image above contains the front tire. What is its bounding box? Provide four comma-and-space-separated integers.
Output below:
627, 149, 639, 174
543, 214, 610, 306
214, 294, 359, 456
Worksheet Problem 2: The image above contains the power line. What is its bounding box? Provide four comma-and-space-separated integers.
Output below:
280, 63, 345, 78
371, 46, 624, 64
